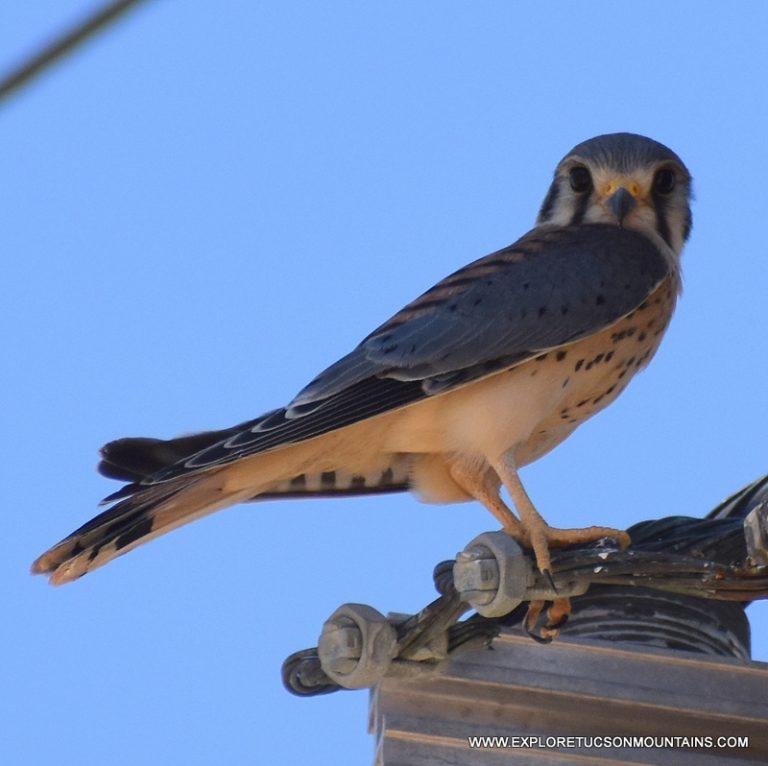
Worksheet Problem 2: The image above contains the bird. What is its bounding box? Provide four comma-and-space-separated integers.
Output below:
33, 133, 693, 617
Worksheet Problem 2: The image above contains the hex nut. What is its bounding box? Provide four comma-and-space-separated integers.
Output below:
455, 532, 531, 617
318, 603, 398, 688
455, 531, 590, 616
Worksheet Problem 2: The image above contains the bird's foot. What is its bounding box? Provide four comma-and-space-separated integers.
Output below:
524, 597, 571, 643
502, 520, 630, 577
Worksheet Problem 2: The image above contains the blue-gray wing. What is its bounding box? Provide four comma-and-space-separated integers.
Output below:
292, 223, 670, 404
140, 223, 670, 481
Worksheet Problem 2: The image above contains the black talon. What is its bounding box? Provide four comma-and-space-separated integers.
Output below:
543, 568, 557, 593
529, 628, 554, 644
547, 611, 569, 632
523, 600, 556, 643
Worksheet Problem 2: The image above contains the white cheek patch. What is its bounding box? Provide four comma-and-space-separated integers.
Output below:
661, 205, 689, 255
546, 189, 584, 227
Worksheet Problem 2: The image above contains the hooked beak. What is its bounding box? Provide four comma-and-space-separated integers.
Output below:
605, 186, 637, 224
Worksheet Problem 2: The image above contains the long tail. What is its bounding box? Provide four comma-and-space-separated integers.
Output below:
32, 429, 413, 585
30, 468, 257, 585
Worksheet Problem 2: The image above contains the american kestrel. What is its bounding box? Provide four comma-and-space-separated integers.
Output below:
33, 133, 692, 598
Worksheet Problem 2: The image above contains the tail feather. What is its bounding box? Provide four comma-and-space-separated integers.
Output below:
30, 470, 255, 585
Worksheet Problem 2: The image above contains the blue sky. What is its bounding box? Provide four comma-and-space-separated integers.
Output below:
4, 2, 768, 763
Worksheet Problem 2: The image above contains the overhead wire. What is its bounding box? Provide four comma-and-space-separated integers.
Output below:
0, 0, 152, 104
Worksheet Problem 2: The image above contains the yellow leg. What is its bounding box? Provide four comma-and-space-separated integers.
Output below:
451, 453, 628, 643
448, 461, 527, 539
492, 451, 630, 574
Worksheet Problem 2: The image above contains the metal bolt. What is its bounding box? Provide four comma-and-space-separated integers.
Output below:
318, 617, 363, 675
453, 545, 500, 605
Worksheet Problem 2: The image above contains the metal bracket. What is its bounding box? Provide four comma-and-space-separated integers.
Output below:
284, 474, 768, 696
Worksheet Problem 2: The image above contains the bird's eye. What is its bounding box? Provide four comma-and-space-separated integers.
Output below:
653, 167, 676, 195
568, 166, 592, 193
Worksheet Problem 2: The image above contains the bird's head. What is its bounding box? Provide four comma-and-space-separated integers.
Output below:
536, 133, 693, 258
